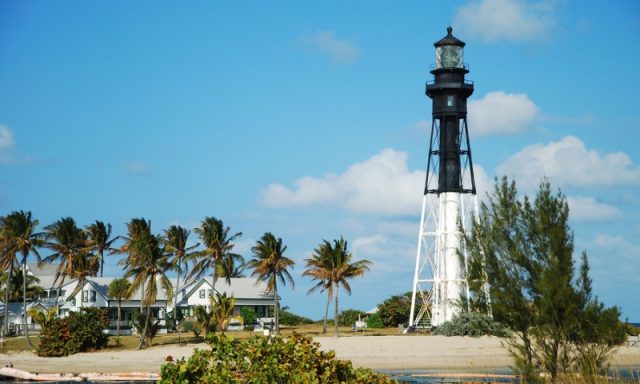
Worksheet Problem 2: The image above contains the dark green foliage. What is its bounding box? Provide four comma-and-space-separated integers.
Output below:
36, 307, 109, 357
159, 333, 393, 383
338, 309, 366, 326
132, 311, 161, 345
377, 292, 413, 327
36, 316, 72, 357
240, 307, 257, 327
464, 177, 627, 383
279, 309, 313, 325
366, 313, 383, 329
180, 320, 202, 338
432, 312, 508, 337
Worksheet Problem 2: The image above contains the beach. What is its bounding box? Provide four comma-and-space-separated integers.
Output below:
1, 336, 639, 375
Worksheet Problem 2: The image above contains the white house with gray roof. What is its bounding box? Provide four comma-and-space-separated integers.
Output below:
175, 277, 275, 320
11, 263, 277, 335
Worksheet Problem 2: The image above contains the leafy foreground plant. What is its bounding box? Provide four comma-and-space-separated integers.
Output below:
160, 333, 393, 383
35, 307, 109, 357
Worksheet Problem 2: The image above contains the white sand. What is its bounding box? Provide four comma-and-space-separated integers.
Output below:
1, 336, 638, 374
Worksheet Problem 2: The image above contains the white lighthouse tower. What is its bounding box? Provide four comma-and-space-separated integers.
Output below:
409, 27, 478, 328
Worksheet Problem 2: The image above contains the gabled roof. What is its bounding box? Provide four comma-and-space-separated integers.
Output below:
67, 277, 171, 302
183, 277, 274, 301
27, 262, 63, 289
27, 262, 60, 277
5, 302, 46, 316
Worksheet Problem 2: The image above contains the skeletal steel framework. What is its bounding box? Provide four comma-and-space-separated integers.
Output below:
408, 27, 482, 329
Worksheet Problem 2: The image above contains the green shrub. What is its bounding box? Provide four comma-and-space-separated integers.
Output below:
279, 310, 313, 325
131, 311, 161, 345
338, 309, 367, 327
377, 293, 413, 327
432, 312, 508, 337
366, 313, 384, 329
240, 307, 257, 327
180, 320, 202, 338
160, 333, 392, 383
36, 307, 109, 357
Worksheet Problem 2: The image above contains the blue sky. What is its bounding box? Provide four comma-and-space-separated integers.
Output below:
1, 0, 639, 321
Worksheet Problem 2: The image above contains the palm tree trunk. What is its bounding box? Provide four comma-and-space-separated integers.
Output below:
22, 259, 33, 347
116, 299, 121, 345
4, 261, 14, 336
139, 285, 145, 312
334, 284, 339, 338
273, 282, 279, 335
174, 270, 180, 332
138, 303, 151, 349
99, 249, 104, 278
322, 290, 330, 334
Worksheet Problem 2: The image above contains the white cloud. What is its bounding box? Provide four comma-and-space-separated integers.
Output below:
300, 30, 360, 65
261, 148, 424, 215
566, 196, 622, 223
0, 124, 33, 165
496, 136, 640, 190
469, 91, 539, 136
262, 148, 494, 216
454, 0, 557, 43
122, 161, 150, 174
0, 125, 15, 149
588, 234, 640, 284
351, 234, 415, 273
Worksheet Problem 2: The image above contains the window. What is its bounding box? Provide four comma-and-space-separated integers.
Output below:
447, 96, 455, 107
90, 290, 96, 303
199, 289, 205, 299
70, 297, 76, 307
82, 290, 88, 303
207, 289, 212, 298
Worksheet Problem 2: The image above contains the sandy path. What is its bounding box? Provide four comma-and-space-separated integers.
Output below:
1, 336, 638, 374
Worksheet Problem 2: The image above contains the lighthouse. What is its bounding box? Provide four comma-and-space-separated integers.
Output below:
409, 27, 478, 328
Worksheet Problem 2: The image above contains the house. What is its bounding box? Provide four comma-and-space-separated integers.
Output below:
59, 277, 170, 335
8, 264, 278, 335
173, 277, 275, 323
0, 301, 48, 336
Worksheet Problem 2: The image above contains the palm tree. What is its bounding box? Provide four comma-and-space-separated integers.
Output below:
311, 237, 371, 338
211, 292, 235, 335
163, 225, 198, 331
1, 210, 44, 346
117, 218, 152, 312
193, 305, 216, 338
123, 231, 173, 349
0, 218, 16, 336
189, 217, 243, 289
41, 217, 87, 306
108, 277, 131, 345
248, 232, 294, 335
85, 221, 118, 277
0, 268, 43, 302
302, 240, 334, 334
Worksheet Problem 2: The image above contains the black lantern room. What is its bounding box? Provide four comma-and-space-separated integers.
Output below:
425, 26, 476, 195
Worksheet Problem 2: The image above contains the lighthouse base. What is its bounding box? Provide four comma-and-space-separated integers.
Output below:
409, 192, 477, 328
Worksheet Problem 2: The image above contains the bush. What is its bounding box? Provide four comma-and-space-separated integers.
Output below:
131, 311, 161, 345
338, 309, 367, 327
279, 310, 313, 325
366, 313, 383, 329
180, 320, 202, 338
432, 312, 508, 337
160, 333, 392, 383
36, 307, 110, 357
240, 307, 257, 327
377, 293, 413, 327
